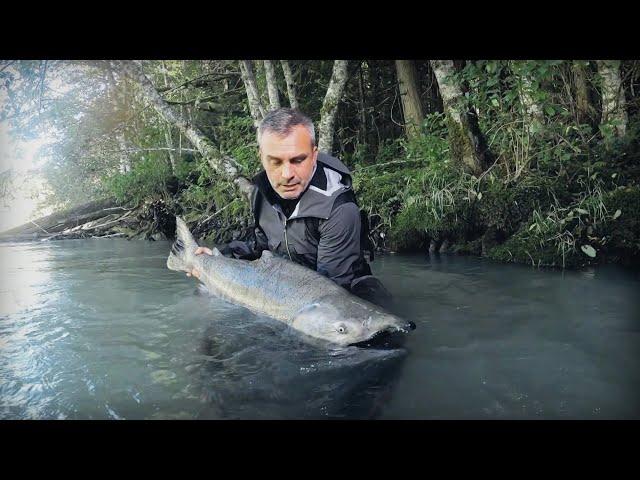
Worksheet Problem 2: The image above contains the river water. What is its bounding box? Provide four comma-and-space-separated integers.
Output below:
1, 239, 638, 419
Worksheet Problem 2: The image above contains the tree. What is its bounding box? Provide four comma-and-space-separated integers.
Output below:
280, 60, 299, 109
238, 60, 265, 128
596, 60, 628, 137
510, 61, 544, 131
263, 60, 281, 111
573, 61, 594, 126
318, 60, 349, 154
395, 60, 424, 138
115, 60, 254, 199
430, 60, 485, 175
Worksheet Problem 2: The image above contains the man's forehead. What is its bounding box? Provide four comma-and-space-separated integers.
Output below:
261, 126, 313, 150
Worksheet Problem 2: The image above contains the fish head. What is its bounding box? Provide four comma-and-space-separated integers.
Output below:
290, 296, 415, 347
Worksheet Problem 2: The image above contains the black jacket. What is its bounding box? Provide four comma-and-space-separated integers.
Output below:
221, 153, 371, 290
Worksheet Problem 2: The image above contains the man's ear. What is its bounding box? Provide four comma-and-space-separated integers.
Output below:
312, 146, 318, 163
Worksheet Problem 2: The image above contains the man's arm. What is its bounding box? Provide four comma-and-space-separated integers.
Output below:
316, 202, 362, 289
219, 226, 268, 260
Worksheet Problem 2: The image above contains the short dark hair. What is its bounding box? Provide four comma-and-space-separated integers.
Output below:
257, 108, 316, 147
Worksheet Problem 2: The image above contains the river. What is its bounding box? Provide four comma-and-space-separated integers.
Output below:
1, 239, 638, 419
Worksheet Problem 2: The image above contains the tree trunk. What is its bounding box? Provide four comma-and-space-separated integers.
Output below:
395, 60, 424, 138
238, 60, 265, 128
318, 60, 349, 154
510, 61, 544, 132
596, 60, 628, 137
280, 60, 299, 109
263, 60, 281, 110
519, 76, 544, 124
104, 64, 131, 173
358, 62, 367, 148
430, 60, 484, 175
573, 61, 593, 126
114, 60, 254, 198
160, 61, 177, 173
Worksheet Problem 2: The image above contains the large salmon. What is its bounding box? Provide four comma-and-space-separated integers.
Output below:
167, 217, 414, 346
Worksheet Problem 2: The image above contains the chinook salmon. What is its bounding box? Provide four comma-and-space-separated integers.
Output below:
167, 217, 415, 347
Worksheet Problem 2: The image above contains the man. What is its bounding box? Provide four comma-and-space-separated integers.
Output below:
188, 108, 390, 306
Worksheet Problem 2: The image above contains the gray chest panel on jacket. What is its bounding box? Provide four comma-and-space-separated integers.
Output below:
253, 155, 352, 261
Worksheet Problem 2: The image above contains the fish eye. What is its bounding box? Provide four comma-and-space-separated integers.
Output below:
336, 324, 348, 334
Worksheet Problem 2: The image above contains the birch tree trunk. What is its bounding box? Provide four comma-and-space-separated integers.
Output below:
263, 60, 281, 110
280, 60, 299, 109
395, 60, 424, 138
318, 60, 349, 154
430, 60, 484, 175
161, 61, 177, 173
114, 60, 253, 198
596, 60, 628, 137
238, 60, 265, 128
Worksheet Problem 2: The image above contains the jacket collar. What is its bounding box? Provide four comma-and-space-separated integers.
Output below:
252, 154, 352, 220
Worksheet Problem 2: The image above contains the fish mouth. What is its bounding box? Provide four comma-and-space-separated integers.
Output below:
350, 321, 416, 349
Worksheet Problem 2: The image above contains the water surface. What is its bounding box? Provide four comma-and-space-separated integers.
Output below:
1, 239, 638, 419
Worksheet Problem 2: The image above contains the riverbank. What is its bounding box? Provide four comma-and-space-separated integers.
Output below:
4, 126, 639, 270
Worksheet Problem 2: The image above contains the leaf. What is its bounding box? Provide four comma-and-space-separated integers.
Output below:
477, 192, 482, 200
613, 209, 621, 220
575, 208, 588, 215
544, 105, 556, 116
491, 98, 500, 107
611, 173, 618, 179
581, 245, 597, 258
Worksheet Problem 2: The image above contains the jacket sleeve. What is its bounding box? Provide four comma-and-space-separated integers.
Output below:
316, 202, 362, 289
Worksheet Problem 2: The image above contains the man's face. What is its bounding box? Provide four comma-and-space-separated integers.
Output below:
259, 125, 318, 200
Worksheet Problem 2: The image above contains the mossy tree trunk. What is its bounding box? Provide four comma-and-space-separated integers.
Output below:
238, 60, 266, 128
596, 60, 628, 137
115, 60, 254, 199
573, 61, 594, 127
263, 60, 281, 111
280, 60, 299, 109
395, 60, 424, 139
430, 60, 484, 175
318, 60, 349, 154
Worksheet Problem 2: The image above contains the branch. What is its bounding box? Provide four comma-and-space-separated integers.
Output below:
156, 72, 240, 93
113, 60, 254, 199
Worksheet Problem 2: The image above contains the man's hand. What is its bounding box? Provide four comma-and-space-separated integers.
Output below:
186, 246, 213, 279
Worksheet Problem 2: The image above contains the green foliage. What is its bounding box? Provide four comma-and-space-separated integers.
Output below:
3, 59, 639, 267
104, 157, 172, 205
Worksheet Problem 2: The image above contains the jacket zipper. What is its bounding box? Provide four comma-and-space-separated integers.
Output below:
283, 217, 293, 261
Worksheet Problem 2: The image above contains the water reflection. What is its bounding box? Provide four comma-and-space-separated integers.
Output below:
195, 313, 408, 419
0, 243, 55, 316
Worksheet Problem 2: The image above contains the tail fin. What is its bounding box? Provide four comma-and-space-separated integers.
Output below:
167, 217, 198, 272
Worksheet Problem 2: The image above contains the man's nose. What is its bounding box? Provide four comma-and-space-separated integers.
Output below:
281, 162, 293, 179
